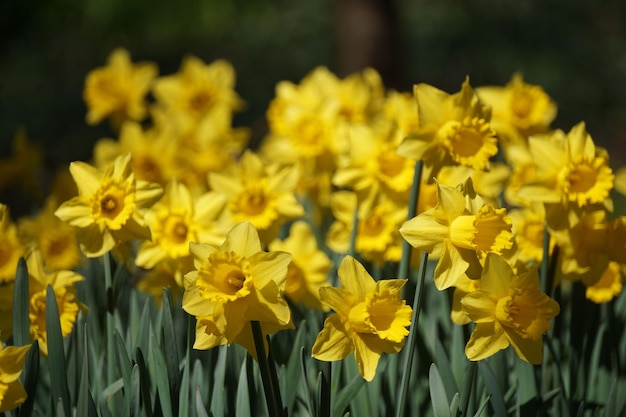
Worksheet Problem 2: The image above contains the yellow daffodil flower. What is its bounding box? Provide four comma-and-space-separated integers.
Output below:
509, 205, 552, 264
269, 221, 332, 310
326, 191, 407, 265
182, 222, 292, 357
397, 77, 498, 180
517, 122, 614, 229
136, 179, 227, 287
400, 179, 514, 290
476, 73, 556, 164
152, 56, 243, 124
55, 153, 163, 258
26, 250, 84, 357
551, 210, 611, 286
93, 121, 176, 186
312, 255, 412, 381
332, 122, 416, 205
209, 150, 304, 245
462, 253, 560, 364
18, 197, 82, 272
585, 261, 623, 304
0, 204, 24, 284
83, 48, 157, 126
0, 343, 30, 412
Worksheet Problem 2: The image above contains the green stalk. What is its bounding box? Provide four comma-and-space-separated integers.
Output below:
395, 251, 429, 417
104, 252, 116, 386
398, 160, 423, 280
395, 159, 425, 417
251, 321, 282, 417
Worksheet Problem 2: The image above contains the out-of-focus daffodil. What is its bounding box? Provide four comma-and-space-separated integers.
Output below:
83, 48, 157, 126
18, 197, 82, 272
0, 204, 24, 284
136, 179, 226, 287
462, 253, 560, 364
312, 256, 411, 381
209, 150, 304, 245
182, 222, 292, 358
268, 221, 332, 311
55, 154, 163, 258
26, 250, 84, 357
518, 122, 614, 229
0, 343, 30, 412
585, 261, 623, 304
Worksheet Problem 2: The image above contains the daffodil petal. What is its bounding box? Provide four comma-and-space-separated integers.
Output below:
353, 333, 383, 382
465, 322, 509, 361
503, 327, 543, 365
337, 256, 376, 302
222, 222, 262, 257
312, 314, 353, 362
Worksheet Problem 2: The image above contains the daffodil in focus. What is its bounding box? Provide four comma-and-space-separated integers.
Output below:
397, 77, 498, 180
83, 48, 157, 126
18, 197, 82, 272
585, 261, 623, 304
311, 256, 411, 381
0, 204, 24, 283
55, 154, 163, 258
269, 221, 332, 310
517, 122, 614, 229
26, 250, 84, 357
182, 222, 292, 358
400, 179, 514, 290
136, 178, 227, 287
209, 150, 304, 245
0, 343, 30, 412
462, 253, 560, 364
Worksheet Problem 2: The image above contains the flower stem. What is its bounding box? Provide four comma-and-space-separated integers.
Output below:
398, 160, 423, 280
395, 251, 429, 417
251, 320, 283, 417
104, 251, 115, 386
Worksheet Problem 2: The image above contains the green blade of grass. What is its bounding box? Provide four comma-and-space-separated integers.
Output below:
12, 257, 29, 347
209, 345, 227, 417
45, 285, 71, 417
130, 364, 141, 417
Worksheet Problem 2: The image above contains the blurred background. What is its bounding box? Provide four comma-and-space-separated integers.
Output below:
2, 0, 626, 212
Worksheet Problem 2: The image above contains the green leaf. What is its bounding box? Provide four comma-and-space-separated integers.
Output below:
115, 329, 132, 413
283, 322, 307, 414
18, 341, 40, 417
333, 371, 366, 417
161, 288, 180, 413
178, 314, 194, 417
12, 257, 30, 347
136, 347, 154, 417
430, 363, 452, 417
478, 361, 507, 417
77, 322, 98, 417
604, 379, 618, 417
151, 337, 173, 417
130, 364, 141, 417
458, 360, 477, 416
210, 345, 228, 417
449, 393, 460, 416
472, 394, 492, 417
299, 347, 315, 417
46, 285, 71, 417
317, 370, 331, 417
196, 386, 210, 417
136, 299, 152, 355
434, 339, 459, 402
235, 356, 251, 417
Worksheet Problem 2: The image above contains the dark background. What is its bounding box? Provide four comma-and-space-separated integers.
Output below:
2, 0, 626, 181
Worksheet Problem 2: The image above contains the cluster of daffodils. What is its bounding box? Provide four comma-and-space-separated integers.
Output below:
2, 47, 626, 411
